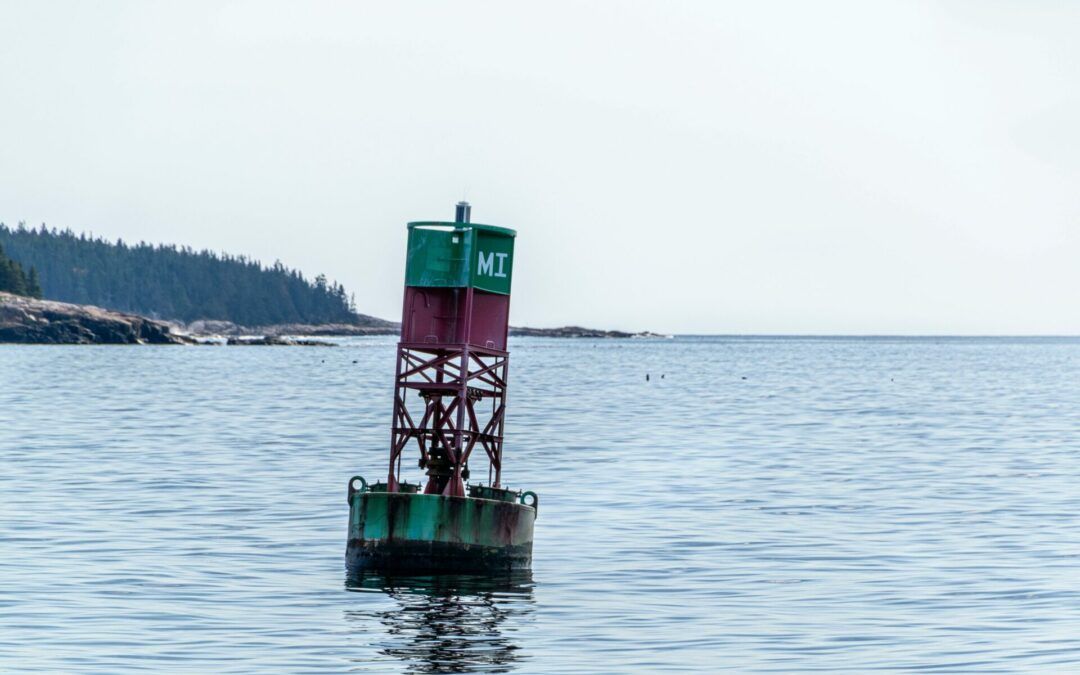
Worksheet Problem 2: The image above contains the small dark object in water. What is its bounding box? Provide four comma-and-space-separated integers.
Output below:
646, 373, 650, 381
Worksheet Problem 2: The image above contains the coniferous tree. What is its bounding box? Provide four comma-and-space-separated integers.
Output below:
26, 267, 42, 298
0, 241, 35, 297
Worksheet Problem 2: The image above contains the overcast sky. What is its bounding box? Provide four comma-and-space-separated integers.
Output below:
2, 1, 1078, 334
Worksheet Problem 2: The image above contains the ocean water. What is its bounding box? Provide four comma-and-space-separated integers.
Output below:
1, 336, 1079, 672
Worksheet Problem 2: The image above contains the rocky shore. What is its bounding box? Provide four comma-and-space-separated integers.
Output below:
0, 292, 194, 344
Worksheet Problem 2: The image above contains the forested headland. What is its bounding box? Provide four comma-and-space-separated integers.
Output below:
0, 222, 367, 326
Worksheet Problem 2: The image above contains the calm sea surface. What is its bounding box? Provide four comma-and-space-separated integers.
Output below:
2, 336, 1079, 672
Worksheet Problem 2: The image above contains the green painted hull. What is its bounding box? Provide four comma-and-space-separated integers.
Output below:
347, 492, 536, 574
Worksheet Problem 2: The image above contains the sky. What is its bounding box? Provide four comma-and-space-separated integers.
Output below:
1, 1, 1078, 334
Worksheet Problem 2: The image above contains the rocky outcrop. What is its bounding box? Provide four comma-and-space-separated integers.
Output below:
0, 292, 195, 344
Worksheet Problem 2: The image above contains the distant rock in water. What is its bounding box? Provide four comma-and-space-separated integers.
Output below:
226, 335, 335, 347
0, 292, 194, 344
508, 325, 669, 339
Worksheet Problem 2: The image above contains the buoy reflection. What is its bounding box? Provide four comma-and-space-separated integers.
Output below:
345, 571, 535, 673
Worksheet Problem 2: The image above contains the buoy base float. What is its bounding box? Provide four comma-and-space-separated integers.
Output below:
346, 479, 536, 573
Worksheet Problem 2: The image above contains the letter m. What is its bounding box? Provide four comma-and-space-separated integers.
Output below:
478, 251, 495, 276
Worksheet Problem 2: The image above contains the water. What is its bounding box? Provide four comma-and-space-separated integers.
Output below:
2, 336, 1079, 672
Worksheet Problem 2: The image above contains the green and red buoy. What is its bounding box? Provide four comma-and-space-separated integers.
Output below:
346, 203, 537, 574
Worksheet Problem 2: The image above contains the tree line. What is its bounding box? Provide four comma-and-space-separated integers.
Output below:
0, 222, 360, 325
0, 241, 42, 298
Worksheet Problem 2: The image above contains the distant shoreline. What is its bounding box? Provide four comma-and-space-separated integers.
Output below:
508, 326, 670, 339
3, 291, 1075, 345
0, 292, 666, 344
179, 319, 667, 340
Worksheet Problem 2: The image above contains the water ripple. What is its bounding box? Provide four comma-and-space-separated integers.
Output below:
2, 337, 1080, 671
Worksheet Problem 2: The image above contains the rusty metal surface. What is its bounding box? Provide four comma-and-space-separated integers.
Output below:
387, 344, 510, 497
347, 492, 535, 573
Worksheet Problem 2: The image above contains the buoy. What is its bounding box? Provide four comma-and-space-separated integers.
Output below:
345, 202, 535, 574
